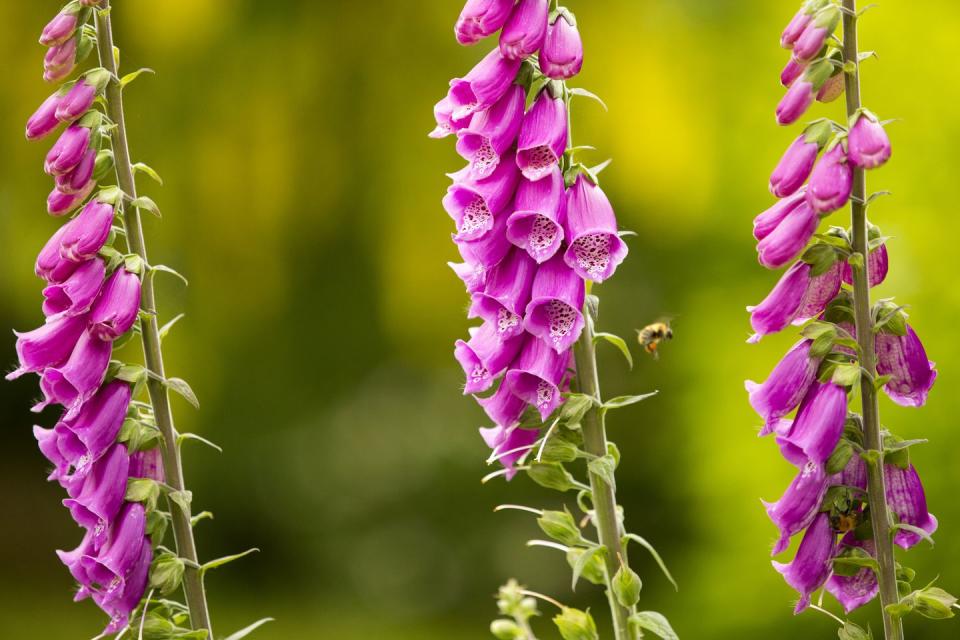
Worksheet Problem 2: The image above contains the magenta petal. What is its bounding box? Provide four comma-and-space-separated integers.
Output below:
90, 268, 142, 341
825, 534, 879, 613
45, 124, 91, 176
754, 189, 806, 242
80, 502, 146, 592
807, 145, 853, 214
780, 57, 807, 87
62, 443, 130, 529
47, 181, 95, 217
885, 464, 938, 549
757, 199, 818, 269
455, 322, 524, 394
516, 91, 568, 181
776, 81, 814, 126
781, 9, 812, 49
524, 254, 585, 353
746, 340, 820, 431
794, 261, 843, 323
477, 381, 527, 427
747, 262, 810, 341
430, 96, 472, 139
506, 168, 566, 263
831, 454, 867, 491
875, 325, 936, 407
56, 80, 97, 123
26, 91, 63, 140
503, 336, 569, 420
60, 200, 116, 262
57, 381, 132, 469
444, 150, 519, 241
498, 0, 548, 60
7, 313, 87, 379
848, 113, 891, 169
448, 48, 523, 121
456, 84, 525, 179
455, 207, 512, 271
40, 11, 78, 47
540, 13, 583, 80
42, 258, 106, 319
55, 148, 97, 194
563, 175, 627, 282
479, 424, 539, 478
469, 248, 537, 339
841, 244, 888, 287
772, 512, 836, 613
770, 136, 819, 198
765, 460, 830, 556
782, 382, 847, 465
455, 0, 515, 46
40, 330, 113, 414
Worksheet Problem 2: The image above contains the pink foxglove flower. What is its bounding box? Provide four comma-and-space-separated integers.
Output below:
26, 91, 64, 140
747, 260, 843, 342
455, 0, 515, 46
516, 90, 568, 181
540, 11, 584, 80
523, 253, 585, 353
778, 381, 847, 466
469, 247, 538, 340
506, 168, 566, 263
772, 512, 836, 613
89, 268, 142, 341
503, 335, 570, 420
42, 257, 105, 318
498, 0, 548, 61
764, 460, 830, 555
847, 112, 892, 169
456, 84, 525, 179
562, 174, 628, 282
746, 339, 821, 434
448, 48, 523, 121
806, 144, 852, 213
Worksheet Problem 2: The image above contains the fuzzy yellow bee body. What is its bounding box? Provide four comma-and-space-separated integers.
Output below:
637, 321, 673, 359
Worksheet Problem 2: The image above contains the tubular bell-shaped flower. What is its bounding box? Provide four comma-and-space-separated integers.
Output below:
55, 380, 132, 469
469, 247, 538, 340
516, 90, 568, 181
847, 111, 891, 170
455, 0, 515, 46
448, 48, 523, 121
40, 329, 112, 414
885, 464, 938, 549
7, 313, 87, 379
41, 256, 105, 318
479, 424, 539, 479
778, 381, 847, 465
445, 151, 520, 241
772, 512, 836, 613
806, 143, 852, 214
524, 253, 585, 353
499, 0, 548, 61
456, 83, 525, 179
563, 174, 627, 282
875, 325, 937, 408
764, 460, 831, 555
756, 198, 818, 269
455, 322, 525, 394
747, 260, 843, 341
503, 335, 570, 420
89, 267, 141, 341
746, 339, 821, 433
506, 168, 566, 263
27, 91, 64, 140
826, 535, 880, 613
540, 10, 583, 80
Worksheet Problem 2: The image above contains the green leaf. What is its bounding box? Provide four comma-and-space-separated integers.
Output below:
149, 551, 185, 595
527, 462, 578, 492
629, 611, 679, 640
587, 454, 617, 490
151, 264, 189, 286
201, 548, 260, 576
167, 377, 199, 409
825, 439, 855, 475
126, 478, 160, 508
132, 162, 164, 185
567, 546, 607, 589
178, 432, 223, 453
223, 618, 275, 640
560, 393, 597, 425
568, 87, 608, 111
119, 67, 155, 88
131, 195, 162, 217
159, 313, 186, 341
114, 363, 147, 384
593, 332, 633, 369
601, 391, 658, 412
831, 363, 861, 388
623, 533, 678, 591
838, 621, 872, 640
612, 565, 642, 608
168, 489, 193, 512
191, 511, 214, 527
832, 547, 880, 574
537, 509, 584, 547
553, 607, 599, 640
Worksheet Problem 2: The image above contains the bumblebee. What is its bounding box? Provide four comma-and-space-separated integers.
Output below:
637, 321, 673, 359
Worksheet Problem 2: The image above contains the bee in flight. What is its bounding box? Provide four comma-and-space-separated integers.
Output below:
637, 320, 673, 360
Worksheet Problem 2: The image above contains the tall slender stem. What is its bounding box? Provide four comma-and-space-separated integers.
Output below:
94, 3, 214, 636
841, 3, 902, 639
573, 308, 633, 640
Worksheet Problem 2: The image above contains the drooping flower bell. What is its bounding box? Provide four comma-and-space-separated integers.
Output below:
44, 37, 79, 83
45, 123, 92, 176
39, 329, 113, 414
825, 535, 879, 613
469, 247, 538, 340
746, 339, 821, 433
769, 121, 832, 198
776, 59, 832, 126
841, 242, 888, 287
885, 463, 938, 549
447, 48, 523, 122
477, 379, 528, 428
54, 380, 132, 470
847, 111, 892, 170
772, 512, 836, 613
523, 253, 585, 353
455, 322, 525, 394
792, 5, 840, 62
7, 313, 87, 380
27, 91, 64, 140
747, 260, 843, 342
59, 199, 115, 262
540, 10, 583, 80
456, 84, 525, 179
516, 90, 568, 181
503, 334, 571, 420
42, 257, 105, 318
55, 147, 97, 195
778, 381, 847, 465
875, 324, 937, 407
89, 267, 142, 341
455, 0, 515, 46
764, 459, 830, 555
562, 174, 628, 282
60, 442, 130, 531
498, 0, 549, 61
506, 167, 566, 263
39, 5, 81, 47
445, 151, 520, 241
57, 69, 110, 123
755, 197, 818, 270
806, 143, 852, 214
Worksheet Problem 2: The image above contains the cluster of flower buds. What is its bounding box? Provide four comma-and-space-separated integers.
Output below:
777, 0, 846, 125
746, 1, 939, 616
435, 0, 628, 478
8, 2, 158, 633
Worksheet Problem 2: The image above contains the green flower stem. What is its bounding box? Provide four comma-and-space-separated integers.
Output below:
841, 3, 903, 638
573, 303, 634, 640
94, 3, 214, 636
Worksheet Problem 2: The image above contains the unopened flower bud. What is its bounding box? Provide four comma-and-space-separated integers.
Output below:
540, 10, 583, 80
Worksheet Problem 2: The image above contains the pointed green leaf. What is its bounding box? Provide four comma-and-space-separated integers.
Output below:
178, 432, 223, 453
166, 377, 199, 409
119, 67, 155, 88
191, 511, 214, 527
569, 545, 606, 591
151, 264, 189, 286
568, 87, 608, 111
601, 391, 658, 412
167, 489, 193, 512
630, 612, 678, 640
132, 162, 164, 185
131, 195, 161, 217
593, 332, 633, 369
223, 618, 275, 640
159, 313, 186, 341
200, 548, 260, 576
623, 533, 678, 591
587, 454, 617, 490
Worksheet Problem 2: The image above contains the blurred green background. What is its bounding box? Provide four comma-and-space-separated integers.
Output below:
1, 0, 958, 637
